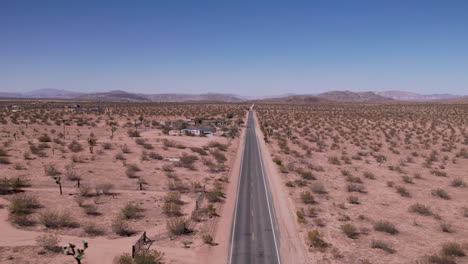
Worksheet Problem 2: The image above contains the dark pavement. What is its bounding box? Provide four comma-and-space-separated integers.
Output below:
229, 111, 281, 264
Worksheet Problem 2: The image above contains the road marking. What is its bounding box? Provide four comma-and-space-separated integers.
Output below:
254, 113, 282, 264
252, 232, 255, 241
228, 111, 248, 264
251, 209, 254, 217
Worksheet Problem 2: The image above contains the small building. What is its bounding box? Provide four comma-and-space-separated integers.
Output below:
169, 130, 182, 136
182, 126, 216, 136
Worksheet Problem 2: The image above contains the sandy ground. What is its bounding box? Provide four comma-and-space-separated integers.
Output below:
0, 103, 246, 263
255, 103, 468, 264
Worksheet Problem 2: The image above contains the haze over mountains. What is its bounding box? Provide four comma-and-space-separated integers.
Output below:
0, 88, 464, 103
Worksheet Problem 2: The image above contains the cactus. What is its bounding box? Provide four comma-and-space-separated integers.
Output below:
63, 241, 88, 264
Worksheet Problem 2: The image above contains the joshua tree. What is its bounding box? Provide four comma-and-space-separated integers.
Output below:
87, 136, 97, 154
54, 175, 63, 195
110, 126, 117, 139
63, 241, 88, 264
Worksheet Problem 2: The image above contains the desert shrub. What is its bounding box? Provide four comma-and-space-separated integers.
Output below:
424, 255, 456, 264
341, 224, 359, 239
0, 147, 7, 156
79, 184, 93, 197
68, 140, 83, 152
373, 221, 398, 234
164, 191, 182, 203
441, 242, 465, 257
440, 222, 454, 233
300, 191, 315, 204
39, 211, 78, 228
371, 240, 395, 254
166, 217, 191, 235
162, 164, 174, 172
0, 176, 29, 193
0, 156, 11, 164
272, 157, 282, 166
308, 229, 327, 249
127, 129, 140, 137
191, 147, 207, 156
431, 170, 447, 177
363, 171, 375, 179
202, 234, 214, 245
102, 142, 113, 150
96, 183, 114, 195
451, 178, 466, 187
121, 144, 132, 153
311, 182, 327, 194
38, 134, 52, 142
179, 154, 198, 166
149, 152, 163, 160
211, 150, 227, 163
114, 253, 133, 264
395, 186, 411, 197
206, 190, 223, 203
133, 250, 164, 264
121, 203, 143, 219
208, 141, 228, 151
112, 217, 134, 236
115, 153, 126, 160
347, 184, 366, 193
409, 203, 432, 216
298, 170, 316, 180
83, 222, 104, 236
402, 175, 414, 184
347, 196, 360, 204
36, 233, 61, 252
44, 163, 61, 176
126, 168, 138, 178
162, 202, 182, 216
328, 156, 340, 165
82, 204, 99, 216
431, 188, 451, 200
9, 194, 40, 215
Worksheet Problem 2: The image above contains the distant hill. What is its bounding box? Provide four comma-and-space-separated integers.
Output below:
145, 93, 244, 103
376, 91, 462, 101
253, 95, 330, 104
77, 90, 151, 102
434, 96, 468, 103
316, 91, 392, 102
23, 88, 84, 98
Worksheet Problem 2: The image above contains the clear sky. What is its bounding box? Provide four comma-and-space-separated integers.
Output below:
1, 0, 467, 96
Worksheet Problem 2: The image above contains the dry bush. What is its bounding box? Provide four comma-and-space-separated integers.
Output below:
166, 217, 191, 235
83, 221, 105, 236
308, 229, 327, 249
441, 242, 465, 257
112, 216, 134, 236
373, 220, 398, 234
38, 211, 78, 229
371, 240, 395, 254
341, 224, 359, 239
121, 203, 143, 219
36, 233, 61, 252
68, 140, 83, 152
431, 188, 451, 200
300, 191, 315, 204
409, 203, 432, 216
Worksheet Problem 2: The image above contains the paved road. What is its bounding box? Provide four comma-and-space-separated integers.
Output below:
229, 111, 281, 264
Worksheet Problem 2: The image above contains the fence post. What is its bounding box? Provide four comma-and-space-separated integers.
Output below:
132, 245, 135, 258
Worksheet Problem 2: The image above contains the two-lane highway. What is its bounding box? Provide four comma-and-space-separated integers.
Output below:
229, 110, 281, 264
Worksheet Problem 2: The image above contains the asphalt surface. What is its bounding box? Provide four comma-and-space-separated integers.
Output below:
229, 111, 281, 264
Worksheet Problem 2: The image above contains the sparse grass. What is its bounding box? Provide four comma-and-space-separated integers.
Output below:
300, 191, 315, 204
373, 220, 398, 234
341, 223, 359, 239
308, 229, 327, 249
347, 183, 366, 193
431, 188, 451, 200
395, 186, 411, 197
441, 242, 465, 257
371, 240, 395, 254
38, 211, 78, 229
121, 203, 143, 219
409, 203, 432, 216
36, 233, 61, 252
166, 217, 191, 235
451, 178, 466, 187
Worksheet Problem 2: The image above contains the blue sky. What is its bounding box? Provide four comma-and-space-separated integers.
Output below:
1, 0, 467, 96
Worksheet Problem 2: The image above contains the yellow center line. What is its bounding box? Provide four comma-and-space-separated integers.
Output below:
252, 232, 255, 241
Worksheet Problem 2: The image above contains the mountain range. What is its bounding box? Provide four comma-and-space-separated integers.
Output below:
0, 88, 464, 103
